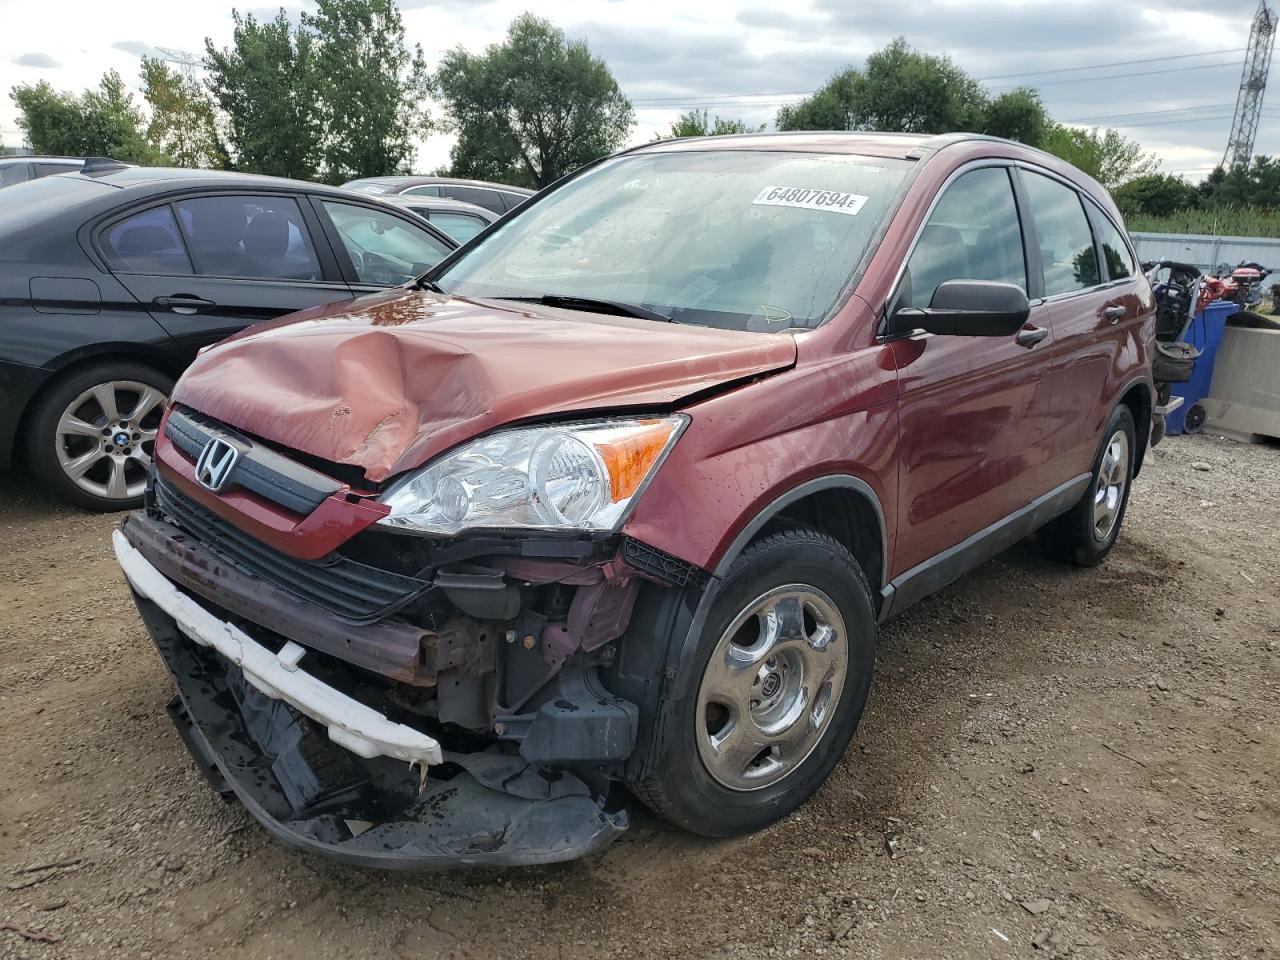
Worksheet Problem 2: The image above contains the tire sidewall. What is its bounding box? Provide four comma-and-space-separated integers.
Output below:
646, 532, 876, 835
25, 362, 173, 512
1074, 405, 1137, 564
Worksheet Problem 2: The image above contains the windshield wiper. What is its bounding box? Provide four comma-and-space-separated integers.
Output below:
496, 294, 674, 323
413, 276, 446, 293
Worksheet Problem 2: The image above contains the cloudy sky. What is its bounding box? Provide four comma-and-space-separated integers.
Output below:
2, 0, 1277, 180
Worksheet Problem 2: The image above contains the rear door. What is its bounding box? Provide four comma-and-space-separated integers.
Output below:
890, 163, 1056, 573
99, 192, 353, 355
1016, 169, 1142, 482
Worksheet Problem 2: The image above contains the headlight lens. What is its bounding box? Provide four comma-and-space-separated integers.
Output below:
377, 416, 686, 535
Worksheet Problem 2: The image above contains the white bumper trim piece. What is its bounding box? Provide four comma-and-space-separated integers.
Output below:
113, 530, 442, 768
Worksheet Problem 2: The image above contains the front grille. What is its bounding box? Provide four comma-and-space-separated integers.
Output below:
151, 477, 429, 623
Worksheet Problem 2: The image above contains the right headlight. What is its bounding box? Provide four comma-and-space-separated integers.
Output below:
377, 415, 687, 536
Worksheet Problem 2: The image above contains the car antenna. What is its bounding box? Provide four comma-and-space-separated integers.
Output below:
80, 157, 131, 176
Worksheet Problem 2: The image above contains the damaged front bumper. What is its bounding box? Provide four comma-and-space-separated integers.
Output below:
115, 519, 630, 869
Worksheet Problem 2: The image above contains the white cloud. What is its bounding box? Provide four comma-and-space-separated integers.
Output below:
0, 0, 1273, 176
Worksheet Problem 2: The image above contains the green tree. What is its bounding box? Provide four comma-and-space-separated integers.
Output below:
1039, 125, 1157, 190
777, 39, 988, 134
1197, 156, 1280, 208
661, 108, 762, 139
303, 0, 430, 183
777, 40, 1048, 144
980, 87, 1049, 145
10, 71, 168, 164
140, 57, 228, 168
434, 14, 634, 188
204, 9, 321, 179
1112, 173, 1201, 218
776, 70, 861, 131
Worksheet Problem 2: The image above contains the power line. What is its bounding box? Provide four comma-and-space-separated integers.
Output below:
988, 59, 1243, 89
1101, 114, 1234, 129
632, 48, 1248, 106
975, 47, 1245, 81
1065, 102, 1236, 124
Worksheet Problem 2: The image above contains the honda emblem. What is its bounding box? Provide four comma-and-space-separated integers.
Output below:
194, 438, 240, 492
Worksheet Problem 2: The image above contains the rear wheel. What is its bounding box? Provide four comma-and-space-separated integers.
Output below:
1038, 404, 1135, 567
628, 526, 875, 837
25, 363, 171, 512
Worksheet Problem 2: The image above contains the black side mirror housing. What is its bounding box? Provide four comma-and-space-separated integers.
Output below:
889, 279, 1031, 337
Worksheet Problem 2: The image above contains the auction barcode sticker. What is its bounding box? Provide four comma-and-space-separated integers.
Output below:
751, 186, 869, 216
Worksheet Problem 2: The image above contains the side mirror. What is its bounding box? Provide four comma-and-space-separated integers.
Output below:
890, 280, 1030, 337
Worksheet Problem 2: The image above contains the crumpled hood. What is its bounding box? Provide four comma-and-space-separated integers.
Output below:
172, 290, 797, 483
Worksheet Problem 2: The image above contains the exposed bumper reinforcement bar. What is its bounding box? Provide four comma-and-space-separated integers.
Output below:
113, 529, 443, 769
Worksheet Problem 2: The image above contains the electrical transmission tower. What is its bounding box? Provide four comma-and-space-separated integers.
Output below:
1223, 0, 1277, 170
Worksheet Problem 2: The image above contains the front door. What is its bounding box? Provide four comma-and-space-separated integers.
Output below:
101, 193, 354, 359
889, 164, 1056, 575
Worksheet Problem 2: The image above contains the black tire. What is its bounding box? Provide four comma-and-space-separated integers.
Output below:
1183, 402, 1206, 435
1038, 404, 1136, 567
627, 526, 876, 837
24, 362, 172, 512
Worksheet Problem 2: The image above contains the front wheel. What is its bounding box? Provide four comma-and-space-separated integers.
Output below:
627, 527, 875, 837
1038, 404, 1136, 567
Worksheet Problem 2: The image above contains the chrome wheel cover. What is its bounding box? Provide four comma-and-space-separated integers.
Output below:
696, 584, 848, 792
1092, 429, 1129, 542
53, 380, 167, 501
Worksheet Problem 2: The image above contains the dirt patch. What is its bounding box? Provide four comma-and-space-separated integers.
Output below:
1, 434, 1276, 960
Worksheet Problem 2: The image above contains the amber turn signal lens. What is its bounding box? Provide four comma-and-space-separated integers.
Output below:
591, 419, 680, 503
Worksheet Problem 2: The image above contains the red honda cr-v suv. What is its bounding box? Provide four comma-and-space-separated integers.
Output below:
114, 132, 1155, 868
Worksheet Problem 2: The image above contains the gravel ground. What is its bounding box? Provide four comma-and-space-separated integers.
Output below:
1, 433, 1277, 960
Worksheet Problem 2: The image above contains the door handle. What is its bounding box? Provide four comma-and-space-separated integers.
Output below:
1016, 325, 1049, 348
154, 295, 216, 315
1104, 304, 1127, 323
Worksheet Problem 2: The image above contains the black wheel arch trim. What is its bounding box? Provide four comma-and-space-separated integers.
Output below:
620, 474, 889, 782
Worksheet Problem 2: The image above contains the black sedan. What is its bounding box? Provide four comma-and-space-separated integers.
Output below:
0, 161, 458, 511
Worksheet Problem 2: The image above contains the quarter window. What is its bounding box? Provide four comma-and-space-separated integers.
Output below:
443, 186, 505, 213
174, 195, 321, 280
1090, 207, 1135, 281
320, 200, 452, 285
102, 206, 193, 275
402, 185, 442, 197
1022, 172, 1100, 296
900, 166, 1027, 309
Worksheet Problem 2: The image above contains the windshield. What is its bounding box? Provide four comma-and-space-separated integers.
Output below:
436, 150, 911, 331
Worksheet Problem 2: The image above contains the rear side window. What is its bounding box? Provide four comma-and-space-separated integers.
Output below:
174, 195, 321, 280
430, 212, 487, 243
1090, 208, 1135, 281
102, 206, 193, 275
901, 166, 1027, 309
35, 162, 76, 178
442, 186, 504, 213
1022, 172, 1100, 296
0, 163, 33, 187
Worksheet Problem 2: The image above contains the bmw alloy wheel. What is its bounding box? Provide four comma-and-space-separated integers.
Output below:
53, 380, 167, 502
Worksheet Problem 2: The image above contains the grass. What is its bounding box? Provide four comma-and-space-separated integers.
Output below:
1127, 206, 1280, 238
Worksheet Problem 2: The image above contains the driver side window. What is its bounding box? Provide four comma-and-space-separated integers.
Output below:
320, 200, 452, 285
901, 167, 1028, 309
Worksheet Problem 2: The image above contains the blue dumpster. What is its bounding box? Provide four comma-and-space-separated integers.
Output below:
1166, 300, 1239, 435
